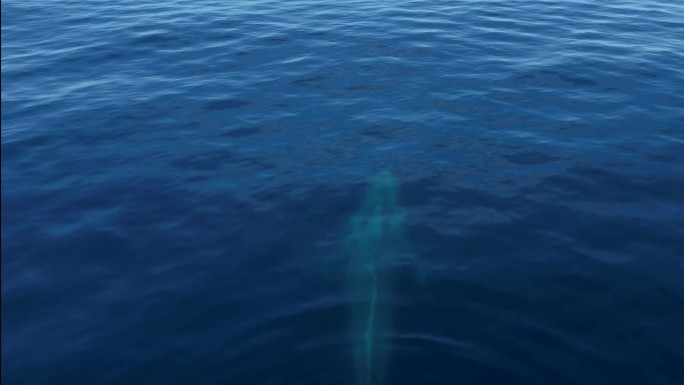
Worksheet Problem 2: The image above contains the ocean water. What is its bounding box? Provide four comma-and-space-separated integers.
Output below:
2, 0, 684, 384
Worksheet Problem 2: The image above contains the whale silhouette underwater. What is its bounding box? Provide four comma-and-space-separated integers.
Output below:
343, 171, 426, 385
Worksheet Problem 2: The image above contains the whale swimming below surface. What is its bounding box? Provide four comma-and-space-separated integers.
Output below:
344, 171, 425, 385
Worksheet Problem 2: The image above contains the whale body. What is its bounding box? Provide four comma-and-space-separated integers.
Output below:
345, 171, 424, 385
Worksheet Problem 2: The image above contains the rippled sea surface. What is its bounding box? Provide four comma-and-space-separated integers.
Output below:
3, 0, 684, 384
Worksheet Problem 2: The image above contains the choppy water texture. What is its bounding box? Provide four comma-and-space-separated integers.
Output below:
3, 0, 684, 384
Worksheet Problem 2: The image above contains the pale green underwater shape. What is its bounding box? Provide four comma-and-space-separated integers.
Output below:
345, 171, 425, 385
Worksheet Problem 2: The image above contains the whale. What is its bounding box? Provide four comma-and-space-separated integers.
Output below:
344, 171, 425, 385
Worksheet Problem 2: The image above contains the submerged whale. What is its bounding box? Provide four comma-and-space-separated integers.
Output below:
345, 171, 425, 385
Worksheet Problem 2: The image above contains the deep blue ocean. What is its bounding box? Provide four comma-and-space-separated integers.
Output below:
2, 1, 684, 384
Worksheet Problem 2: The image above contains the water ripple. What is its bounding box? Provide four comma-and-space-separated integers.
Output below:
3, 0, 684, 384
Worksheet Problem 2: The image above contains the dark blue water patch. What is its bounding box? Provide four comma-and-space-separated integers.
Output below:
169, 149, 236, 171
502, 151, 561, 165
2, 179, 367, 383
130, 32, 188, 49
397, 254, 684, 384
538, 166, 684, 204
202, 99, 251, 111
220, 126, 264, 138
292, 75, 329, 86
1, 134, 54, 161
257, 35, 291, 46
361, 129, 392, 140
518, 70, 599, 88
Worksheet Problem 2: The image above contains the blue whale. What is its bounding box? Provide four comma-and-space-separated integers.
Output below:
345, 171, 425, 385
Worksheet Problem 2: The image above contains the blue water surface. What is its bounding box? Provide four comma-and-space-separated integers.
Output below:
2, 0, 684, 384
